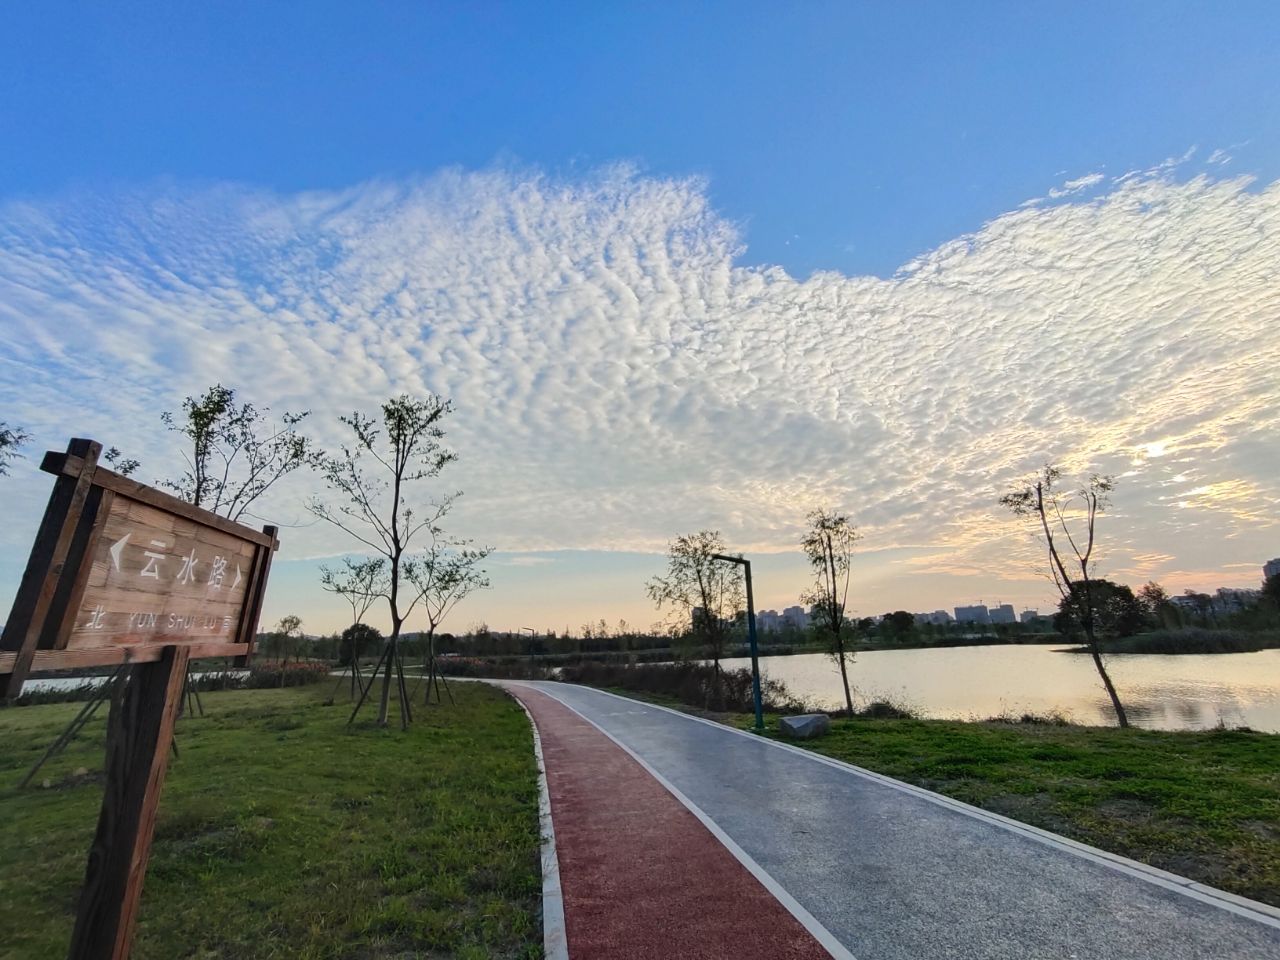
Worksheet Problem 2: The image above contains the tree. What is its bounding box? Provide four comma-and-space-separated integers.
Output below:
406, 540, 491, 702
647, 531, 744, 675
339, 622, 384, 667
275, 614, 303, 667
102, 446, 140, 477
162, 383, 311, 521
1263, 574, 1280, 609
320, 556, 387, 629
0, 421, 30, 476
309, 394, 459, 728
1137, 581, 1178, 628
1054, 580, 1145, 639
800, 509, 860, 714
881, 611, 916, 644
1001, 466, 1130, 728
1183, 590, 1214, 623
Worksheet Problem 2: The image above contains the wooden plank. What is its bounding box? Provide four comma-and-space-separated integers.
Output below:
41, 454, 278, 548
49, 488, 114, 650
68, 644, 191, 960
0, 643, 250, 674
1, 439, 102, 697
233, 525, 277, 668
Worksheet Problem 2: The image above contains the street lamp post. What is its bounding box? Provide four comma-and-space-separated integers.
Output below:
521, 627, 536, 674
710, 552, 764, 731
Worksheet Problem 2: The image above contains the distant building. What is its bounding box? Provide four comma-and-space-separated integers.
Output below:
989, 604, 1017, 625
754, 609, 783, 633
954, 604, 990, 625
1019, 609, 1040, 624
1265, 558, 1280, 581
914, 610, 953, 626
781, 605, 810, 630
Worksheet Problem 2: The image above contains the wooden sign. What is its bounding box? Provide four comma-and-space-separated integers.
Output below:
1, 439, 281, 960
1, 438, 277, 697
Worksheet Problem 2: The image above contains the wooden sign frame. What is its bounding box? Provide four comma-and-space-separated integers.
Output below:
1, 438, 281, 960
1, 438, 278, 698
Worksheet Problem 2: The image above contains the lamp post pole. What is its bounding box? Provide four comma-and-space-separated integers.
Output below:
521, 627, 536, 674
711, 552, 763, 731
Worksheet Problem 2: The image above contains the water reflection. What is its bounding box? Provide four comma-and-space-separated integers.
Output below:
718, 646, 1280, 732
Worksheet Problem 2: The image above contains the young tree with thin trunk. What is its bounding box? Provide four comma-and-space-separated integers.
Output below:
646, 530, 744, 676
1001, 466, 1130, 728
309, 394, 458, 728
801, 508, 860, 714
320, 556, 386, 629
406, 541, 491, 702
161, 383, 311, 522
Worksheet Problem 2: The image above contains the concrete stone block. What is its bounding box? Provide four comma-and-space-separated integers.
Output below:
779, 713, 830, 739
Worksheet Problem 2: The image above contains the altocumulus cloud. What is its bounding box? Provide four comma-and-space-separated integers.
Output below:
0, 163, 1277, 593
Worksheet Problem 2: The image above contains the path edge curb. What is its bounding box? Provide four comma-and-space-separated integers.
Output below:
503, 686, 569, 960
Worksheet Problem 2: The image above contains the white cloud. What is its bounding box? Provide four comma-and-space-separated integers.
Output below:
1, 162, 1278, 610
1047, 172, 1105, 198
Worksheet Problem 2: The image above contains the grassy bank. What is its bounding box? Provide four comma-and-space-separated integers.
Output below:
0, 683, 542, 959
733, 710, 1280, 907
1063, 627, 1280, 655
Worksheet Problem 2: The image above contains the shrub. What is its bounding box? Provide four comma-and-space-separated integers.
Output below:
1077, 628, 1280, 655
434, 657, 550, 680
984, 709, 1074, 726
558, 661, 808, 714
857, 700, 917, 720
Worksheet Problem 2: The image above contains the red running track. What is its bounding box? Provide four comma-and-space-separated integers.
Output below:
510, 685, 833, 960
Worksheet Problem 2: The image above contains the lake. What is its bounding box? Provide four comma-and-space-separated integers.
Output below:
21, 669, 247, 694
726, 645, 1280, 732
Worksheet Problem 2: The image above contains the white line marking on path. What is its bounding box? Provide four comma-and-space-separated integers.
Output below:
557, 682, 1280, 932
506, 682, 859, 960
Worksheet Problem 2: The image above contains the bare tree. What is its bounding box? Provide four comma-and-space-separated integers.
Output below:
801, 508, 860, 715
1001, 466, 1129, 728
162, 383, 311, 522
646, 530, 744, 674
309, 394, 458, 728
0, 421, 30, 476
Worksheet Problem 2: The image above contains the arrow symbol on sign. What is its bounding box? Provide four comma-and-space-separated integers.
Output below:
232, 563, 242, 589
109, 533, 131, 572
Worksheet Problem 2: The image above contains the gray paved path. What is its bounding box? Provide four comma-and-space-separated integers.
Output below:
509, 680, 1280, 960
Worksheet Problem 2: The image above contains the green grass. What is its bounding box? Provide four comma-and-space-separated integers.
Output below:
732, 711, 1280, 907
0, 683, 542, 960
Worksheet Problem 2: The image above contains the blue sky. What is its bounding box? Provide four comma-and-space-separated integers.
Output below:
5, 2, 1279, 279
1, 3, 1278, 635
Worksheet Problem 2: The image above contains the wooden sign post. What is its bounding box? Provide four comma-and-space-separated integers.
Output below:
1, 439, 279, 960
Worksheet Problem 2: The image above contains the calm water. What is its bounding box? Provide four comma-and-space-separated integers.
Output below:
725, 645, 1280, 732
21, 670, 247, 694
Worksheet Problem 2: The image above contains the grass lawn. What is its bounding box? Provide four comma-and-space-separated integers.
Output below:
0, 681, 542, 960
731, 711, 1280, 907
